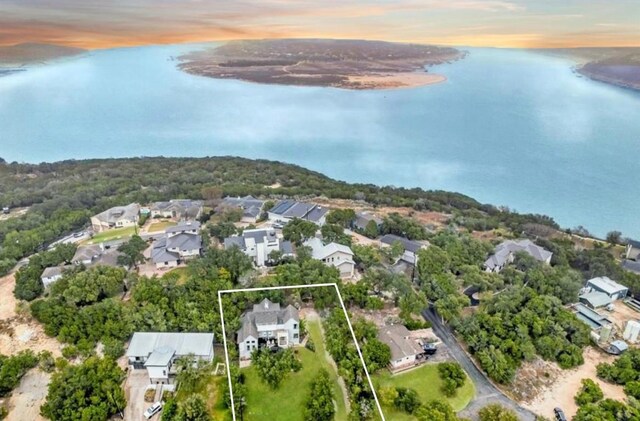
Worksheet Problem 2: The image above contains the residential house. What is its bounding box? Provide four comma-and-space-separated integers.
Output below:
90, 203, 140, 233
626, 239, 640, 261
217, 196, 265, 223
609, 340, 629, 355
622, 260, 640, 275
267, 200, 328, 226
380, 234, 428, 265
237, 299, 300, 360
40, 265, 68, 287
586, 276, 628, 301
150, 200, 203, 220
579, 291, 612, 309
572, 303, 612, 330
72, 244, 124, 268
484, 239, 552, 273
224, 229, 294, 267
304, 237, 355, 277
377, 325, 425, 370
126, 332, 214, 384
353, 211, 383, 233
151, 221, 202, 269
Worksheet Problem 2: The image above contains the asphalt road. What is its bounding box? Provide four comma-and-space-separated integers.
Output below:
422, 308, 537, 421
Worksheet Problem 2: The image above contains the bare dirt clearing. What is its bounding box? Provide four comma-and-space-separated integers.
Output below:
521, 347, 626, 419
5, 370, 50, 421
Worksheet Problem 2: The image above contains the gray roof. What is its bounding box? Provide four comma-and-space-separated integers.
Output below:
627, 239, 640, 249
270, 200, 327, 222
587, 276, 628, 296
611, 340, 629, 352
622, 260, 640, 274
93, 203, 139, 224
151, 239, 179, 263
224, 229, 278, 250
166, 220, 200, 234
41, 265, 67, 279
151, 200, 203, 219
354, 212, 383, 230
144, 346, 175, 367
579, 291, 612, 308
167, 233, 202, 251
72, 244, 102, 262
377, 325, 424, 362
380, 234, 425, 254
237, 299, 299, 343
219, 196, 264, 219
573, 303, 611, 329
280, 241, 294, 255
126, 332, 214, 358
484, 239, 552, 269
304, 237, 354, 260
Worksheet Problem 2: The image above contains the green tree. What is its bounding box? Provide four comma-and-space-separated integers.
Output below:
251, 348, 301, 389
575, 378, 604, 406
364, 219, 379, 239
175, 394, 211, 421
438, 362, 467, 397
55, 266, 127, 306
393, 387, 421, 414
326, 209, 356, 227
40, 357, 126, 420
478, 403, 519, 421
0, 351, 39, 396
283, 219, 318, 245
606, 231, 622, 245
208, 222, 237, 241
303, 368, 335, 421
117, 235, 147, 269
415, 400, 461, 421
321, 224, 352, 246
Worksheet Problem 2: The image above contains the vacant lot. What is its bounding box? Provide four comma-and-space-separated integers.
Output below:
241, 318, 348, 421
5, 369, 50, 421
374, 363, 475, 420
146, 221, 176, 233
84, 226, 136, 244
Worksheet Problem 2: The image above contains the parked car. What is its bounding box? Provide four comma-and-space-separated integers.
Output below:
144, 402, 163, 419
554, 407, 567, 421
423, 343, 437, 355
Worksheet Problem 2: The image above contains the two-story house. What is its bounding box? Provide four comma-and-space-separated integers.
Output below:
224, 228, 294, 267
237, 299, 300, 360
304, 237, 355, 277
90, 203, 140, 233
151, 221, 202, 268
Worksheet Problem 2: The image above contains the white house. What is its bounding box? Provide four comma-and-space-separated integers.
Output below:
126, 332, 214, 384
304, 237, 355, 277
380, 234, 428, 265
224, 229, 294, 267
586, 276, 628, 301
40, 265, 68, 287
237, 299, 300, 360
267, 200, 328, 226
377, 325, 425, 370
90, 203, 140, 233
150, 200, 203, 220
151, 221, 202, 269
484, 239, 552, 273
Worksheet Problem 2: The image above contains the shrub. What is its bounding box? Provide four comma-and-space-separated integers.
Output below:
438, 362, 466, 397
393, 387, 421, 414
305, 338, 316, 352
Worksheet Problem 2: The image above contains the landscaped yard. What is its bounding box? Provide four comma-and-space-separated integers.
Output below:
147, 220, 177, 233
374, 363, 475, 420
241, 318, 348, 421
84, 226, 137, 244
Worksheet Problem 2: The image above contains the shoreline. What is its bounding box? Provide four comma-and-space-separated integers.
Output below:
345, 71, 447, 90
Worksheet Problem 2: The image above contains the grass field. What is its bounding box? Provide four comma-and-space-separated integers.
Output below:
84, 226, 137, 244
241, 318, 348, 421
163, 267, 190, 284
374, 363, 475, 420
175, 373, 229, 420
147, 220, 177, 232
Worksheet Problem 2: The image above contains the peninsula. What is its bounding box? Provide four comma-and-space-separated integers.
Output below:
0, 43, 86, 67
178, 39, 464, 90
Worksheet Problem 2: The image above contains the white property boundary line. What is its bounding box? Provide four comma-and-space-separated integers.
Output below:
217, 283, 386, 421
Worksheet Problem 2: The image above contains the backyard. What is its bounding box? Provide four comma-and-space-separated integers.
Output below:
374, 363, 475, 420
241, 318, 348, 421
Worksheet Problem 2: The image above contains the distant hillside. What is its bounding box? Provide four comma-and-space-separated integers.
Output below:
0, 43, 86, 66
540, 47, 640, 91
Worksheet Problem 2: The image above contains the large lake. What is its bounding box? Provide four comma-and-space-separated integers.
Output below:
0, 44, 638, 238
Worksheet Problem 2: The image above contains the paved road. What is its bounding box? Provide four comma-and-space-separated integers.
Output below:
422, 308, 537, 421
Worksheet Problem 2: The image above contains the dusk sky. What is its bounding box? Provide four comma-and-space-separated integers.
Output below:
1, 0, 639, 49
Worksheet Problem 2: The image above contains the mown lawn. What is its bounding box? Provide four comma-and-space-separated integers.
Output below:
373, 363, 475, 420
242, 318, 348, 421
147, 220, 177, 232
85, 226, 137, 244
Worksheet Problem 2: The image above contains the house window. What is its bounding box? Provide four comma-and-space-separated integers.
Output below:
293, 324, 297, 329
293, 333, 299, 339
247, 345, 250, 351
163, 370, 166, 376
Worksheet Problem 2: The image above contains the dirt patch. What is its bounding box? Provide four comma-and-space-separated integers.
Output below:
5, 370, 50, 421
0, 273, 62, 357
520, 347, 626, 419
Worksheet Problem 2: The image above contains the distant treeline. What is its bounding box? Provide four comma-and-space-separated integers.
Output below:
0, 156, 557, 274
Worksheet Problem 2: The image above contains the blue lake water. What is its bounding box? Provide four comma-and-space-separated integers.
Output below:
0, 44, 638, 238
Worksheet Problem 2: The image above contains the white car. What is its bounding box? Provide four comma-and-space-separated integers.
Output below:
144, 401, 163, 419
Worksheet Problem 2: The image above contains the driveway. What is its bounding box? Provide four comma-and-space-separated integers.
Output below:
124, 370, 156, 421
422, 308, 537, 421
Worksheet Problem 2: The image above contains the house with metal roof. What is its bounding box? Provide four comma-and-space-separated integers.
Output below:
224, 228, 294, 267
608, 340, 629, 355
217, 196, 265, 223
237, 299, 300, 360
90, 203, 140, 233
377, 324, 425, 370
586, 276, 628, 301
579, 291, 613, 309
267, 200, 328, 226
304, 237, 355, 277
484, 239, 552, 273
150, 199, 203, 220
380, 234, 428, 265
126, 332, 214, 384
572, 303, 612, 330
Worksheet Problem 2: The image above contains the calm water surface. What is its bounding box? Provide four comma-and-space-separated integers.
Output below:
0, 44, 638, 237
